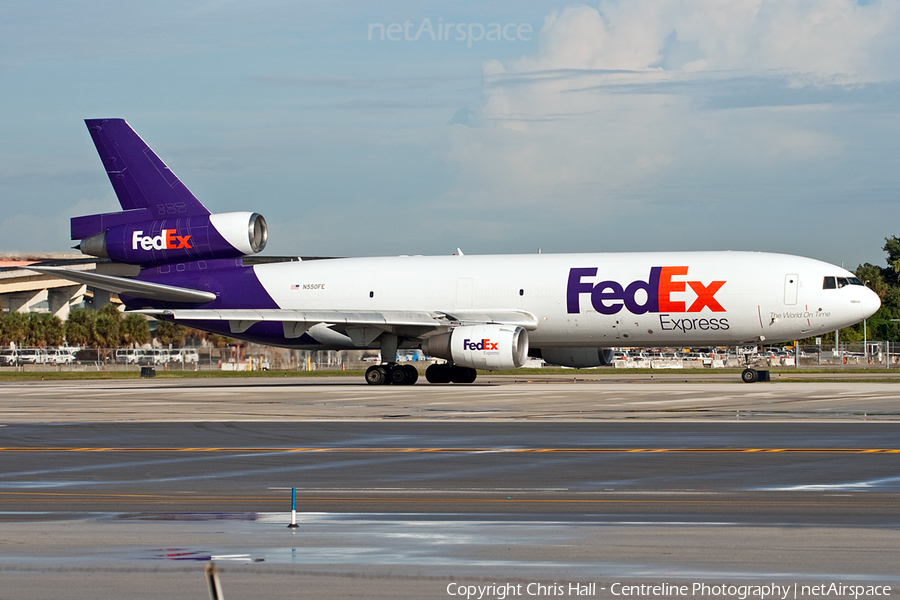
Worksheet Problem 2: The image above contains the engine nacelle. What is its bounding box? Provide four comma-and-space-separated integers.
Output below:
539, 347, 615, 368
77, 212, 267, 266
421, 325, 529, 370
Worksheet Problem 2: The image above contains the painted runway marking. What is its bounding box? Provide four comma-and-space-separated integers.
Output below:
0, 490, 897, 509
0, 447, 898, 453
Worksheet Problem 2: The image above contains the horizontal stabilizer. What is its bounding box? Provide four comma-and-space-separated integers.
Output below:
71, 208, 153, 241
27, 266, 216, 304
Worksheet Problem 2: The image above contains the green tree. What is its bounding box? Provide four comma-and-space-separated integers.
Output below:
207, 333, 235, 348
883, 235, 900, 284
845, 241, 900, 343
97, 303, 123, 325
154, 320, 186, 347
855, 263, 889, 299
93, 313, 121, 355
26, 313, 64, 348
121, 314, 151, 347
0, 312, 29, 347
65, 308, 96, 347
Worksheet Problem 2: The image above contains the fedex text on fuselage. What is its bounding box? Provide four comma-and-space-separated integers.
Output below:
566, 266, 726, 315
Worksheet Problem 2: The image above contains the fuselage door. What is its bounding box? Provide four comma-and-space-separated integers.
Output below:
784, 274, 799, 305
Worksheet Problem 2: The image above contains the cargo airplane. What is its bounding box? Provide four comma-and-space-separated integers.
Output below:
34, 119, 881, 384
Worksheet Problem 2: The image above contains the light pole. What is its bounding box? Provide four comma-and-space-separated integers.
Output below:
862, 280, 870, 363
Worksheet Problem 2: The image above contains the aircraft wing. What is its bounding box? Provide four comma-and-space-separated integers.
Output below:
25, 266, 216, 303
27, 266, 537, 339
137, 308, 538, 342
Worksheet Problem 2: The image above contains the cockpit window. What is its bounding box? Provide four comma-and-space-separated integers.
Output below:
824, 276, 864, 289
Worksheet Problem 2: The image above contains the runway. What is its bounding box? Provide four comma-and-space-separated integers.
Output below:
0, 375, 899, 422
0, 377, 898, 599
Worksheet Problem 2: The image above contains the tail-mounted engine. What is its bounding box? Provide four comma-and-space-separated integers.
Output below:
421, 324, 529, 370
74, 211, 267, 266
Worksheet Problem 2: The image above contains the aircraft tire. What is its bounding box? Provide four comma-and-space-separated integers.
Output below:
450, 366, 477, 384
741, 368, 759, 383
425, 363, 451, 384
402, 364, 419, 385
365, 365, 389, 385
389, 364, 418, 385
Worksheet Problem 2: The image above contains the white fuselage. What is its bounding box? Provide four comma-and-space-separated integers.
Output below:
252, 251, 880, 350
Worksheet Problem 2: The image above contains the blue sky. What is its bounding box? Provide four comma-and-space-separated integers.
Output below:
1, 0, 899, 269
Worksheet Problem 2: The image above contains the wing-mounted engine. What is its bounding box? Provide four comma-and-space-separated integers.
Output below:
421, 324, 529, 370
74, 211, 267, 266
539, 347, 615, 368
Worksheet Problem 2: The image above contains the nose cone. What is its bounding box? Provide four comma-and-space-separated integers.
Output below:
860, 286, 881, 320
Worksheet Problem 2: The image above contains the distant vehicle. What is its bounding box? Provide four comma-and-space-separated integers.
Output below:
148, 349, 169, 365
128, 349, 148, 364
163, 348, 199, 364
45, 349, 75, 365
16, 349, 44, 364
74, 348, 101, 363
0, 350, 18, 366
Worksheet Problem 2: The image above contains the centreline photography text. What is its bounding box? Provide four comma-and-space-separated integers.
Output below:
444, 581, 894, 599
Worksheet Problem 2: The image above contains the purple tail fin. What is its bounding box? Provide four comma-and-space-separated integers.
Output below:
73, 119, 267, 266
84, 119, 210, 216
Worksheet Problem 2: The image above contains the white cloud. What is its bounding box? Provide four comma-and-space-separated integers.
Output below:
437, 0, 899, 241
509, 1, 900, 83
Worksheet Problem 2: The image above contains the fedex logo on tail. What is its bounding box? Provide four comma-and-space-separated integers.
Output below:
463, 338, 499, 351
131, 229, 193, 251
567, 267, 726, 315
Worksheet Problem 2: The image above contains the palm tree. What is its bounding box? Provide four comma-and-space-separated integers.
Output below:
121, 314, 151, 348
155, 320, 187, 347
65, 308, 96, 347
26, 313, 64, 348
93, 313, 121, 360
0, 312, 29, 347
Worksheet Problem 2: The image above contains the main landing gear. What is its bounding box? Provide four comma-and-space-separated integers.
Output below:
364, 363, 478, 385
424, 363, 477, 384
365, 364, 419, 386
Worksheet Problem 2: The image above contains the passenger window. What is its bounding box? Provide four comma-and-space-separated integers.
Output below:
823, 277, 836, 289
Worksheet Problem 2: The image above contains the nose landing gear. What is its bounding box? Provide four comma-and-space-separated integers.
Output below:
740, 368, 770, 383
